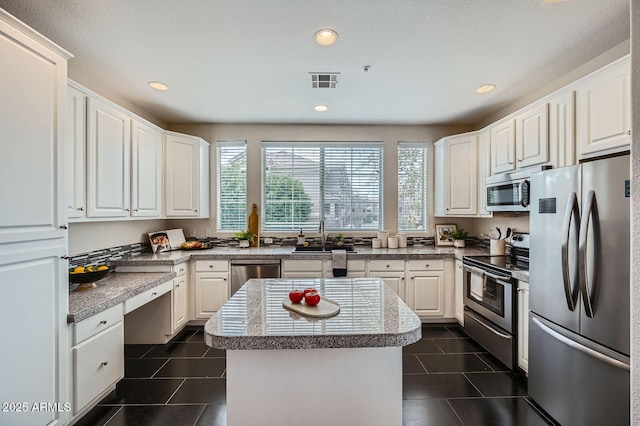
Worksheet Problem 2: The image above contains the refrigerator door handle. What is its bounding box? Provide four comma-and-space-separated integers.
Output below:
579, 190, 600, 318
561, 192, 580, 311
532, 317, 629, 372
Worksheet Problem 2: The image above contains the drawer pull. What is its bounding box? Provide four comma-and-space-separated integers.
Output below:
101, 361, 108, 367
425, 264, 430, 268
175, 283, 181, 288
209, 265, 213, 268
386, 265, 390, 268
99, 320, 107, 325
223, 278, 227, 281
152, 292, 157, 296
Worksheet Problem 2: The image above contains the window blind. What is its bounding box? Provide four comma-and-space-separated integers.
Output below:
398, 142, 428, 231
217, 141, 247, 231
262, 142, 383, 231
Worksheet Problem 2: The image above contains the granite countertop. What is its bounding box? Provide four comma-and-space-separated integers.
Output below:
204, 277, 422, 350
68, 271, 176, 323
115, 245, 488, 266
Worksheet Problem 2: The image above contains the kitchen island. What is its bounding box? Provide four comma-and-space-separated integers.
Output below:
205, 277, 421, 426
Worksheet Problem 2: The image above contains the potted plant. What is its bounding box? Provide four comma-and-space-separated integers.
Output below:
334, 233, 345, 246
234, 230, 255, 248
450, 229, 468, 248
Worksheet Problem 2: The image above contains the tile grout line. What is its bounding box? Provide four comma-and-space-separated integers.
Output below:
164, 378, 187, 405
102, 406, 124, 426
461, 372, 485, 398
444, 398, 466, 426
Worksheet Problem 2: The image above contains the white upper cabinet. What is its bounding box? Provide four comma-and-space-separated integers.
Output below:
131, 120, 163, 217
434, 133, 478, 216
549, 90, 576, 168
66, 85, 86, 219
576, 57, 631, 158
86, 97, 131, 218
164, 131, 210, 218
515, 103, 549, 168
0, 15, 70, 244
490, 120, 516, 174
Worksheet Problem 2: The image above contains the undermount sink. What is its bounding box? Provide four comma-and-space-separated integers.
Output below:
292, 245, 357, 253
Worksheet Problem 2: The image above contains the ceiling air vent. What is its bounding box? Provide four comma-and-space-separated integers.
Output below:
310, 72, 339, 88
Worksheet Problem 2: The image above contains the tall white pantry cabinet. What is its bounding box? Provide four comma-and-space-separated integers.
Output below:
0, 10, 72, 426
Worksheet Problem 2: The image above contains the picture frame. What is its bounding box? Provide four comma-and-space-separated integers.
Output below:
435, 224, 457, 247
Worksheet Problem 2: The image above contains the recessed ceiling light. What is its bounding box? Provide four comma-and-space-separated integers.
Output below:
148, 81, 168, 91
476, 84, 496, 94
314, 105, 328, 112
314, 29, 338, 46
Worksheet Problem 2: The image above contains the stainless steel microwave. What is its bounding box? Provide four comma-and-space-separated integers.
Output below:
486, 169, 543, 212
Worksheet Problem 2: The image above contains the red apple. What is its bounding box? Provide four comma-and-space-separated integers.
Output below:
289, 290, 304, 304
304, 291, 321, 306
303, 288, 317, 295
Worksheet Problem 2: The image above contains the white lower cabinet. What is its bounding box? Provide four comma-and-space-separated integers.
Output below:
194, 260, 229, 319
405, 259, 449, 318
71, 305, 124, 415
368, 259, 405, 300
172, 264, 189, 332
282, 259, 324, 278
454, 259, 464, 325
517, 281, 530, 373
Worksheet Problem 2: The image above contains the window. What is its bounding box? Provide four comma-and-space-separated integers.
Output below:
398, 142, 428, 231
262, 142, 383, 231
217, 141, 247, 231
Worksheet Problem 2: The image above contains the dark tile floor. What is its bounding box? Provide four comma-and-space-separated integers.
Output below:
76, 324, 557, 426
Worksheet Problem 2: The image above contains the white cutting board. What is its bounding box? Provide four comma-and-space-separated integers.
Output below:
282, 297, 340, 318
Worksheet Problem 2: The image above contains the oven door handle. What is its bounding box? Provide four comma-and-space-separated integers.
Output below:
482, 270, 511, 283
463, 264, 485, 277
466, 309, 511, 339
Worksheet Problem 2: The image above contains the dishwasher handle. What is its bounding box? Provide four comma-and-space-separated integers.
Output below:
230, 259, 282, 265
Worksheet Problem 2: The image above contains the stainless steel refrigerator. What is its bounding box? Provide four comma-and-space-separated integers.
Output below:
529, 154, 630, 426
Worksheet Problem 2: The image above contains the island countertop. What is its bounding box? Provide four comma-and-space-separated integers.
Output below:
204, 277, 422, 350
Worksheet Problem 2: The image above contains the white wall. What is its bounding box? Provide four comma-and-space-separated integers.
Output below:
69, 219, 170, 255
167, 123, 473, 238
630, 1, 639, 423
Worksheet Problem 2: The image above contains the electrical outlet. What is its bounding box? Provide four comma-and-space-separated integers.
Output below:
190, 229, 196, 237
205, 228, 212, 237
264, 237, 273, 245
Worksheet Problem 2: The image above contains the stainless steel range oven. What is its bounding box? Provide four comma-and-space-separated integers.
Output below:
462, 233, 529, 370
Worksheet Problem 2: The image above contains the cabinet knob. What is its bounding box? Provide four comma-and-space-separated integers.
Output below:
78, 207, 84, 211
628, 130, 631, 135
61, 255, 69, 259
386, 265, 390, 268
101, 361, 108, 367
195, 209, 198, 213
99, 320, 107, 325
125, 208, 130, 212
223, 278, 227, 281
134, 208, 139, 212
59, 225, 68, 229
425, 264, 430, 268
151, 292, 157, 296
176, 283, 181, 288
209, 265, 213, 268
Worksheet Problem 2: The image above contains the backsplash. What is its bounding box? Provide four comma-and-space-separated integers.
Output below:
69, 235, 485, 270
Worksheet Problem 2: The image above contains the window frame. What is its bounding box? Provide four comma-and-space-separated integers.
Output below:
397, 142, 429, 232
216, 140, 248, 232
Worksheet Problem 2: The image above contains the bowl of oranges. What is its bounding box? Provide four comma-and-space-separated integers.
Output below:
69, 264, 110, 290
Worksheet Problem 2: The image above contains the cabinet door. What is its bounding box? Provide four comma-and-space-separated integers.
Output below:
445, 135, 477, 215
515, 103, 549, 168
490, 120, 515, 174
517, 282, 530, 373
477, 129, 493, 217
0, 246, 68, 425
172, 275, 188, 332
67, 85, 86, 219
131, 121, 163, 217
370, 272, 405, 300
408, 272, 444, 317
454, 260, 464, 325
164, 133, 199, 217
0, 27, 68, 244
576, 58, 631, 158
195, 273, 229, 319
86, 97, 131, 217
549, 91, 576, 168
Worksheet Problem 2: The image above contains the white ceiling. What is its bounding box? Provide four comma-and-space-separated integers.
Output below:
0, 0, 630, 125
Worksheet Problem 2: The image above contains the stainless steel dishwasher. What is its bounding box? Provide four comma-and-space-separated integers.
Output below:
230, 259, 281, 296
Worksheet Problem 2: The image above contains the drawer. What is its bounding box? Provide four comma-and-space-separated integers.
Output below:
73, 322, 124, 412
74, 304, 123, 345
406, 259, 445, 271
283, 260, 323, 272
368, 259, 405, 271
173, 263, 188, 277
324, 259, 366, 271
123, 280, 172, 314
195, 260, 229, 272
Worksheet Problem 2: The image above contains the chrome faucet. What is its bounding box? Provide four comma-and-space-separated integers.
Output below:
319, 220, 326, 249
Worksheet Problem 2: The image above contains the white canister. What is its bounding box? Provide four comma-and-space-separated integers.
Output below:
490, 239, 506, 255
377, 231, 389, 248
387, 236, 399, 249
396, 233, 407, 248
371, 238, 381, 249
